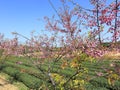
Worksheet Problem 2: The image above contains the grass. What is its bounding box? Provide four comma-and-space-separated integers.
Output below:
0, 56, 120, 90
101, 51, 120, 60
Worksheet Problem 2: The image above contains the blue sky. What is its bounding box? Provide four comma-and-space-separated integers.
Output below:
0, 0, 114, 41
0, 0, 57, 39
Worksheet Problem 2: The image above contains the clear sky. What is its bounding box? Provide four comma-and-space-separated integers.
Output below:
0, 0, 114, 41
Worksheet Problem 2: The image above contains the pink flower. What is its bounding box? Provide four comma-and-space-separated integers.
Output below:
95, 71, 104, 77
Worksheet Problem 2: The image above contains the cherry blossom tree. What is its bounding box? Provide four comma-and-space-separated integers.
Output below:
70, 0, 120, 46
1, 0, 119, 89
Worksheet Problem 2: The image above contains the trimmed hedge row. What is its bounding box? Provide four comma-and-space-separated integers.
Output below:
89, 77, 120, 90
1, 58, 120, 89
2, 67, 42, 89
85, 83, 109, 90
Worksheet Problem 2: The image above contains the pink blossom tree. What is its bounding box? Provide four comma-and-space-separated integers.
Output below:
1, 0, 120, 89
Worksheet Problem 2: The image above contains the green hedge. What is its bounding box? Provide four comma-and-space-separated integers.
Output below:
89, 77, 109, 88
18, 73, 42, 89
89, 77, 120, 90
85, 84, 109, 90
2, 67, 20, 78
2, 67, 42, 89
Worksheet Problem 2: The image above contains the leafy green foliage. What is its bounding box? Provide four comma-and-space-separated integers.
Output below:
2, 66, 42, 89
0, 56, 120, 89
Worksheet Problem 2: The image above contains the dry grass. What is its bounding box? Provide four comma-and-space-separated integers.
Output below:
102, 51, 120, 60
0, 75, 18, 90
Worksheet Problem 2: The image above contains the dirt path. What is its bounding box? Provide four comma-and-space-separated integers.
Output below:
0, 75, 18, 90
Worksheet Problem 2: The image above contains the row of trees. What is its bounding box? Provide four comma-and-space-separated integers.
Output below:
0, 0, 119, 59
48, 0, 120, 44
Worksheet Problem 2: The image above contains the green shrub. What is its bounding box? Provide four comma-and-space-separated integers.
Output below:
2, 67, 20, 81
89, 77, 109, 88
0, 49, 4, 58
0, 63, 5, 71
90, 77, 120, 90
107, 80, 120, 90
2, 66, 42, 89
102, 42, 111, 48
18, 73, 42, 89
2, 67, 19, 76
